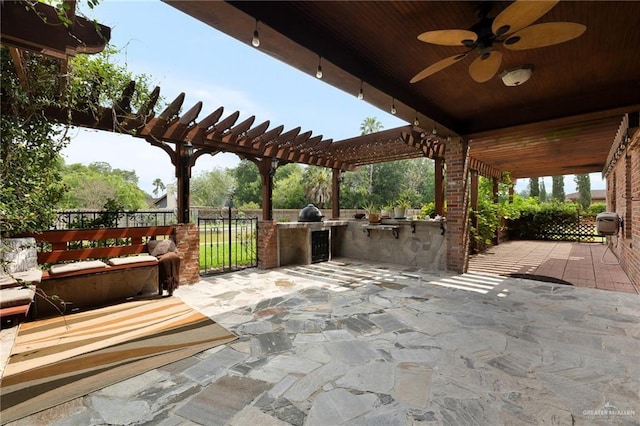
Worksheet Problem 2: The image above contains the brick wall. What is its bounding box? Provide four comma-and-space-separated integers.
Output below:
175, 223, 200, 285
257, 220, 279, 269
607, 128, 639, 286
444, 137, 471, 273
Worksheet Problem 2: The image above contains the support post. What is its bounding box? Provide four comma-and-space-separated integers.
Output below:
258, 158, 275, 221
332, 168, 341, 219
444, 137, 471, 273
176, 142, 193, 224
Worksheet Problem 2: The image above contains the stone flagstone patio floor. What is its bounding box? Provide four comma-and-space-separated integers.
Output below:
4, 259, 640, 425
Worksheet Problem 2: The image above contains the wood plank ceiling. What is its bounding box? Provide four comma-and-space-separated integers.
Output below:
165, 0, 640, 178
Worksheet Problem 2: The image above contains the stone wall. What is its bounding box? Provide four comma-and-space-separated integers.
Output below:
175, 223, 200, 286
606, 127, 640, 286
337, 220, 446, 271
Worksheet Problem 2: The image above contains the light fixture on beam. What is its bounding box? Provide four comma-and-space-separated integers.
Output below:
357, 80, 364, 100
391, 98, 397, 115
251, 19, 260, 47
432, 120, 438, 135
413, 112, 420, 127
316, 56, 323, 79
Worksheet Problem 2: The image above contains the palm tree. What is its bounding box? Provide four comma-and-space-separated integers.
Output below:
360, 117, 384, 195
303, 167, 331, 208
152, 178, 166, 197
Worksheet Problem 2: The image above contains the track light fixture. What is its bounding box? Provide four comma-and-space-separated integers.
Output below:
413, 111, 420, 126
316, 56, 323, 79
357, 81, 364, 100
391, 98, 397, 115
432, 120, 438, 135
251, 19, 260, 47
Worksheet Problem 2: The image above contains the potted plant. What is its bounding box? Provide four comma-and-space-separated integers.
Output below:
363, 202, 381, 224
394, 199, 411, 219
381, 204, 393, 219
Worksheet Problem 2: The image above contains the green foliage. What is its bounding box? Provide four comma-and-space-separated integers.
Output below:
529, 177, 540, 198
551, 176, 565, 201
1, 49, 68, 235
585, 202, 606, 217
1, 39, 159, 235
418, 202, 436, 219
362, 201, 379, 214
273, 164, 305, 208
233, 160, 261, 206
66, 46, 158, 121
58, 161, 147, 210
302, 166, 331, 208
340, 168, 370, 209
507, 198, 580, 240
190, 169, 235, 207
574, 174, 591, 209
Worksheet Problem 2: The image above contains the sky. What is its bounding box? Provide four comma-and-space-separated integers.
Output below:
61, 0, 604, 196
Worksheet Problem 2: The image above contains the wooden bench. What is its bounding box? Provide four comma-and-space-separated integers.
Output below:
23, 226, 176, 318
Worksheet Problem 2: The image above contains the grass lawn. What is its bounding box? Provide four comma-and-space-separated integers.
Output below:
199, 240, 256, 270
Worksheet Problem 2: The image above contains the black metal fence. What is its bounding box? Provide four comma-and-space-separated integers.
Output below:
53, 210, 177, 230
509, 216, 604, 242
198, 213, 258, 275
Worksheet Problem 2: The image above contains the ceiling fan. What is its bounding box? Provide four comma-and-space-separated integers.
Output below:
410, 0, 586, 84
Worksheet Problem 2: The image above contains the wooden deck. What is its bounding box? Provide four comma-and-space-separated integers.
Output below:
468, 241, 638, 294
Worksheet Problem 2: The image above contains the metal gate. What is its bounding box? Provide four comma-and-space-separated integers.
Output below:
198, 214, 258, 275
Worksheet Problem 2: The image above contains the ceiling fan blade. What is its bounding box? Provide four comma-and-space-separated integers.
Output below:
410, 53, 468, 83
417, 29, 478, 46
469, 50, 503, 83
492, 0, 559, 37
504, 22, 587, 50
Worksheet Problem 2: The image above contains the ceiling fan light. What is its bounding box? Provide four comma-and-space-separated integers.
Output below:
500, 64, 534, 86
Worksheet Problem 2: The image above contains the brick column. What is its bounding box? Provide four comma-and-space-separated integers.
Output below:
444, 137, 471, 273
258, 220, 278, 269
175, 223, 200, 285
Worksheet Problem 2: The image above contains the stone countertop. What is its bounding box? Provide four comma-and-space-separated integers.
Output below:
276, 220, 350, 229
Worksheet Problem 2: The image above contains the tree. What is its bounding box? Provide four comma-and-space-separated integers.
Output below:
273, 164, 305, 208
552, 175, 565, 202
1, 43, 157, 235
340, 168, 370, 209
58, 161, 148, 210
152, 178, 166, 197
529, 178, 540, 198
539, 178, 547, 202
360, 117, 384, 195
233, 160, 262, 207
302, 166, 331, 208
574, 174, 591, 209
189, 169, 235, 207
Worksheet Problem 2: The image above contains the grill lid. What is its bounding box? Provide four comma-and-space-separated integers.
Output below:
299, 204, 324, 222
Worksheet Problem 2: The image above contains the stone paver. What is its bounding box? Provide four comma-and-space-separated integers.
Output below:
3, 258, 640, 425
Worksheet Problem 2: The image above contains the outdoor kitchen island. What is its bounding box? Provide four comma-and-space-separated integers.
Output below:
276, 220, 349, 267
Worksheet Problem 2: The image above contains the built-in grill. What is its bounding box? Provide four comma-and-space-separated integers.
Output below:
299, 204, 324, 222
311, 230, 330, 263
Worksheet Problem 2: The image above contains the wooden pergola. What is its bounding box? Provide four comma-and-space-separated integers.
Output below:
42, 85, 455, 223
